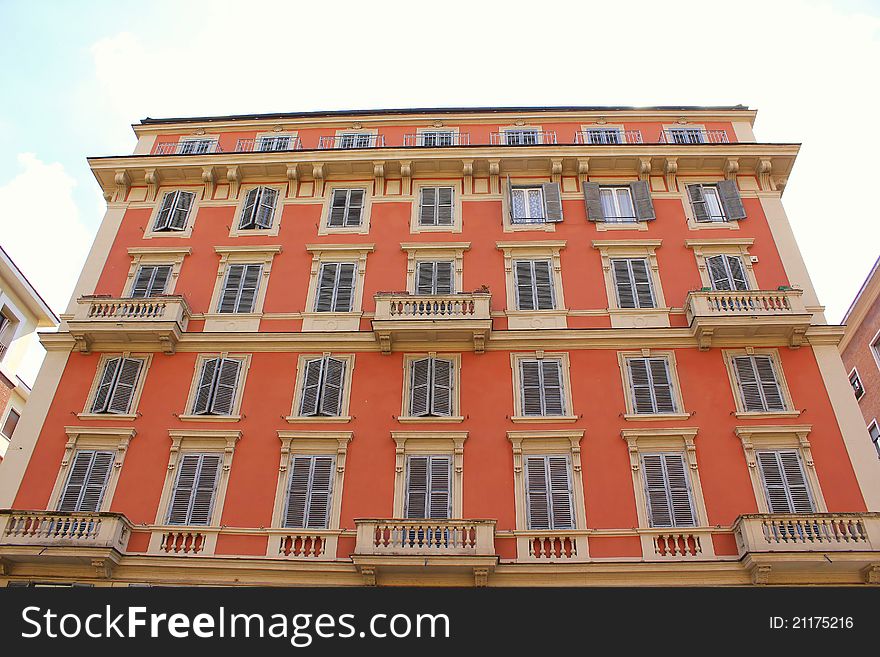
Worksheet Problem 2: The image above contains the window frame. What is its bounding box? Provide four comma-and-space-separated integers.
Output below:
124, 247, 190, 297
179, 353, 251, 422
302, 244, 373, 332
617, 350, 689, 420
79, 353, 152, 421
391, 431, 466, 518
402, 242, 468, 294
679, 178, 742, 231
205, 246, 280, 331
497, 241, 568, 329
723, 349, 799, 418
510, 352, 577, 423
144, 187, 201, 239
593, 239, 669, 327
410, 180, 463, 233
230, 184, 284, 237
287, 353, 355, 423
868, 419, 880, 459
685, 239, 758, 290
399, 353, 463, 422
849, 367, 865, 401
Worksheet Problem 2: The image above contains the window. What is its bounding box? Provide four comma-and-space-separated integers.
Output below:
756, 450, 815, 513
626, 357, 677, 414
192, 357, 242, 416
257, 135, 293, 151
869, 421, 880, 458
415, 261, 454, 295
1, 408, 20, 438
584, 181, 655, 224
130, 265, 171, 298
178, 138, 215, 154
339, 133, 373, 149
585, 128, 623, 144
238, 186, 279, 230
57, 450, 114, 512
732, 355, 787, 412
283, 455, 335, 528
641, 453, 696, 527
315, 262, 356, 312
600, 186, 636, 221
524, 455, 574, 530
327, 188, 365, 228
706, 255, 749, 291
0, 310, 16, 360
611, 258, 655, 309
419, 130, 454, 147
520, 359, 565, 416
850, 369, 865, 400
153, 191, 195, 232
299, 356, 347, 417
90, 357, 144, 415
505, 129, 540, 145
686, 181, 746, 223
418, 187, 454, 226
217, 264, 262, 313
166, 453, 222, 525
405, 455, 451, 519
509, 183, 565, 225
666, 128, 705, 144
514, 260, 555, 310
409, 357, 454, 417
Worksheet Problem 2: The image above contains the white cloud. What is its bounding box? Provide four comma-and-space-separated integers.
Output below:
0, 153, 93, 315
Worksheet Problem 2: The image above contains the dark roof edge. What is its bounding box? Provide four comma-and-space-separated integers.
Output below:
139, 105, 753, 125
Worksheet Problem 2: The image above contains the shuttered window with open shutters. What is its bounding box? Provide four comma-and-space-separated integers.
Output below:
298, 356, 347, 417
508, 179, 564, 224
153, 191, 195, 232
405, 455, 452, 519
238, 186, 279, 230
218, 264, 262, 313
415, 261, 454, 295
641, 453, 696, 527
314, 262, 357, 312
327, 189, 365, 228
732, 355, 787, 412
687, 182, 746, 223
611, 258, 655, 309
166, 453, 223, 525
418, 187, 454, 226
524, 455, 574, 530
756, 450, 815, 513
627, 357, 677, 414
584, 181, 655, 223
192, 357, 242, 416
57, 450, 114, 512
283, 455, 335, 529
514, 259, 555, 311
130, 265, 172, 298
520, 359, 565, 416
90, 356, 144, 415
409, 357, 454, 417
706, 255, 749, 291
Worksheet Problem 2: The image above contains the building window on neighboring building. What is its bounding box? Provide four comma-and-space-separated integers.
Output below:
418, 187, 454, 227
166, 453, 223, 525
153, 191, 196, 232
520, 359, 566, 416
1, 408, 20, 439
327, 188, 365, 229
869, 421, 880, 459
405, 455, 452, 519
706, 255, 749, 291
756, 449, 815, 514
298, 356, 347, 417
130, 265, 172, 298
283, 455, 335, 529
314, 262, 357, 312
408, 357, 454, 418
731, 355, 787, 413
191, 357, 243, 416
238, 186, 279, 230
90, 356, 145, 415
641, 452, 696, 528
686, 181, 746, 223
415, 261, 454, 295
57, 450, 114, 513
850, 368, 865, 401
611, 258, 655, 309
514, 259, 556, 310
217, 264, 262, 313
524, 454, 575, 530
0, 310, 16, 360
626, 357, 678, 414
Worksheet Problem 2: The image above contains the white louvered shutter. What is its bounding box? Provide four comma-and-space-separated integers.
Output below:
57, 450, 114, 512
514, 261, 536, 310
547, 455, 575, 530
612, 259, 636, 308
612, 259, 654, 309
209, 358, 241, 415
91, 357, 121, 413
314, 263, 338, 311
649, 358, 676, 413
706, 255, 731, 290
345, 189, 364, 226
540, 360, 565, 415
405, 456, 429, 518
419, 187, 437, 225
436, 187, 454, 225
533, 260, 555, 310
405, 455, 451, 520
239, 188, 260, 229
410, 358, 431, 416
235, 264, 262, 313
525, 456, 550, 530
169, 191, 194, 230
106, 357, 143, 414
630, 259, 655, 308
319, 357, 346, 416
131, 265, 171, 298
583, 182, 604, 221
630, 181, 656, 221
430, 358, 453, 416
642, 453, 696, 528
416, 262, 436, 295
542, 182, 564, 222
520, 360, 544, 416
716, 179, 746, 221
168, 453, 222, 525
727, 256, 749, 290
525, 455, 574, 530
333, 263, 356, 312
328, 189, 349, 227
757, 450, 814, 514
733, 356, 786, 412
306, 456, 334, 528
255, 187, 278, 228
299, 357, 324, 416
154, 192, 177, 231
687, 185, 710, 222
218, 265, 245, 313
193, 358, 219, 415
416, 261, 454, 295
315, 263, 357, 312
628, 358, 676, 414
284, 455, 335, 529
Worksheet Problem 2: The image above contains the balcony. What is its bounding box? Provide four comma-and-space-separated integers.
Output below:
659, 128, 730, 144
575, 129, 644, 145
154, 140, 222, 155
67, 295, 191, 354
352, 519, 497, 586
0, 510, 131, 576
734, 513, 880, 584
372, 292, 492, 354
685, 288, 811, 349
403, 133, 470, 147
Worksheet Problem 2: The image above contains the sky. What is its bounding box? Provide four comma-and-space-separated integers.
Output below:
1, 0, 879, 382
